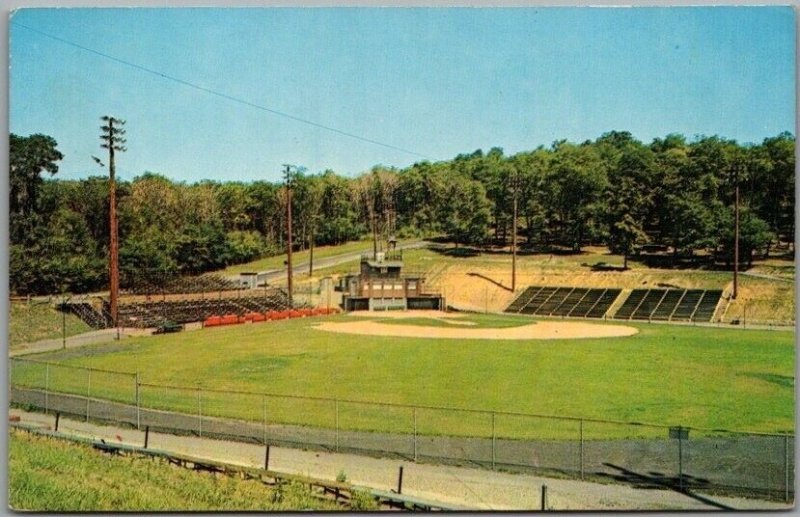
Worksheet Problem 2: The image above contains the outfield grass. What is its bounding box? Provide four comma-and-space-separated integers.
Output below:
10, 301, 92, 350
14, 313, 793, 439
8, 429, 346, 511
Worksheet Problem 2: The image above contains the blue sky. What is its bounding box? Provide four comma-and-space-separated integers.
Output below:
9, 7, 796, 183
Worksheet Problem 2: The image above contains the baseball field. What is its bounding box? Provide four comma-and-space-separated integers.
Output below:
15, 310, 794, 438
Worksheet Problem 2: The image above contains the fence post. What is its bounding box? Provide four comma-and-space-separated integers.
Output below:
491, 412, 496, 471
86, 369, 91, 422
541, 484, 547, 511
45, 363, 50, 415
197, 386, 202, 437
262, 395, 267, 445
579, 419, 584, 480
785, 433, 790, 503
678, 429, 684, 491
335, 399, 339, 452
62, 306, 66, 349
397, 465, 404, 494
135, 372, 140, 430
743, 301, 747, 329
413, 407, 418, 463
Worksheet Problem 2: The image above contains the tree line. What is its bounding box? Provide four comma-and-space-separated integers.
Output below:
10, 130, 794, 295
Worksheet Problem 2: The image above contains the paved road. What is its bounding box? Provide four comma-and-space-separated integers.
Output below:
10, 408, 789, 511
244, 240, 435, 285
741, 271, 794, 283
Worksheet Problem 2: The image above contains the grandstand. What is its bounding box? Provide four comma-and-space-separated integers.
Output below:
612, 288, 723, 322
122, 273, 241, 296
113, 287, 295, 328
505, 286, 724, 323
60, 273, 298, 329
506, 287, 621, 319
60, 298, 113, 329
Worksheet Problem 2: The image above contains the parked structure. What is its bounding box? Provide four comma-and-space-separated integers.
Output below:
341, 251, 443, 311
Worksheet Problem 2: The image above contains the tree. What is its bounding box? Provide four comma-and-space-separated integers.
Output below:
604, 142, 656, 268
10, 133, 64, 243
438, 173, 491, 246
509, 149, 550, 247
545, 142, 608, 251
316, 171, 363, 244
747, 132, 795, 252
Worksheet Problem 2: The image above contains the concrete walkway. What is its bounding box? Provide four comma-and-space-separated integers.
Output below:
9, 328, 152, 358
10, 409, 790, 511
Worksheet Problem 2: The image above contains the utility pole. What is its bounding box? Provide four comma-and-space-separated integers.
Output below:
309, 215, 316, 278
733, 162, 740, 300
371, 210, 378, 260
284, 164, 294, 307
100, 116, 126, 327
511, 167, 519, 292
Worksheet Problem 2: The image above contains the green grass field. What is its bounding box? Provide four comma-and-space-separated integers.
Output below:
14, 313, 794, 439
10, 301, 92, 350
8, 429, 347, 511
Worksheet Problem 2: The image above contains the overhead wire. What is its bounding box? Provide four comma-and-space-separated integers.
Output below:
12, 21, 435, 162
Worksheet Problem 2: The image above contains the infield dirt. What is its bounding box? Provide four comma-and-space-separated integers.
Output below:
314, 311, 638, 340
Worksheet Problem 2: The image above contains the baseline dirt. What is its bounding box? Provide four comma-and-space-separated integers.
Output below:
314, 318, 638, 340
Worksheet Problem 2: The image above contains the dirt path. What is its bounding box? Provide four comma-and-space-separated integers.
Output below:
313, 319, 638, 340
10, 409, 788, 511
9, 328, 151, 358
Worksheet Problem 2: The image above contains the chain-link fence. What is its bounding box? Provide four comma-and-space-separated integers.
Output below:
9, 357, 794, 501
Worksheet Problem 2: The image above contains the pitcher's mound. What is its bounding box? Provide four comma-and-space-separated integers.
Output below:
314, 318, 638, 340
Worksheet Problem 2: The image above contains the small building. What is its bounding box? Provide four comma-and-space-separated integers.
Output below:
342, 251, 443, 311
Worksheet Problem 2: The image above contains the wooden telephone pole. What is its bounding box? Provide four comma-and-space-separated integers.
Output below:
284, 164, 294, 307
511, 167, 519, 293
100, 116, 126, 327
733, 162, 740, 300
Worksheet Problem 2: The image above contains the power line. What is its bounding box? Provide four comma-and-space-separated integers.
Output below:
12, 21, 434, 162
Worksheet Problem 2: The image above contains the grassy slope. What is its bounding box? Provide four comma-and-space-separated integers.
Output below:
224, 242, 793, 323
223, 238, 411, 275
9, 301, 92, 349
18, 313, 794, 436
8, 429, 342, 511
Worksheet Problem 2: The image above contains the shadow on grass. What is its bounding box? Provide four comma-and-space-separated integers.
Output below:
466, 272, 512, 292
585, 262, 627, 272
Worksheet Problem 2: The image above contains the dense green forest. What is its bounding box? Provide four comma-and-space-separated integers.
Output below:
10, 131, 794, 295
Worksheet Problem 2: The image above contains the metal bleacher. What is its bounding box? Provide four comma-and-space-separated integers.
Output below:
505, 286, 622, 320
506, 285, 724, 323
505, 286, 541, 313
629, 289, 669, 320
669, 289, 704, 321
518, 287, 557, 315
612, 288, 723, 322
692, 290, 723, 321
650, 289, 685, 320
117, 288, 295, 328
584, 289, 622, 318
613, 289, 647, 319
